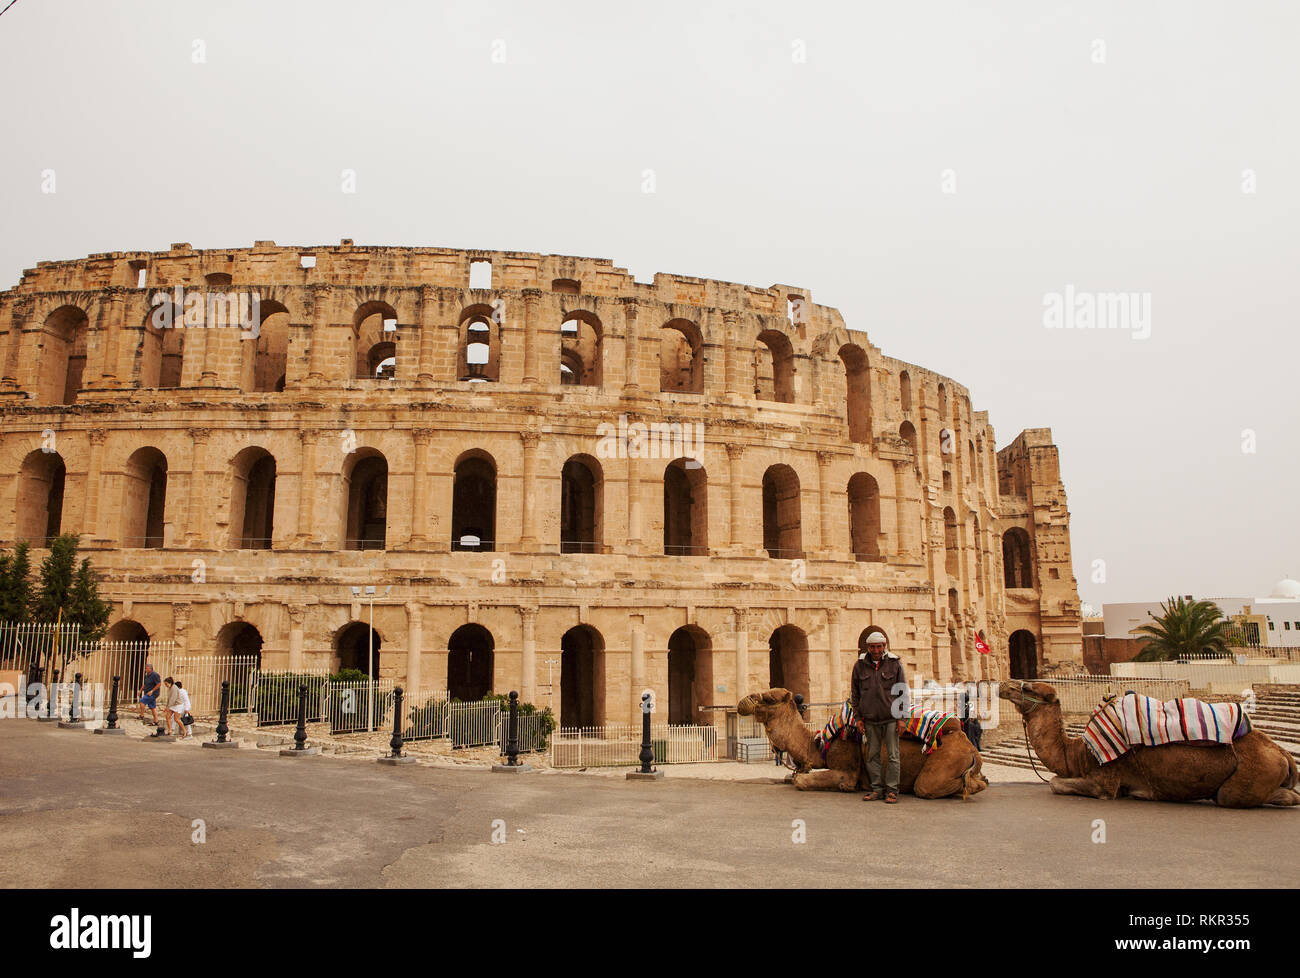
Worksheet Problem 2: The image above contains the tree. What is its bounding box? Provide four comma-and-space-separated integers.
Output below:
32, 534, 111, 642
1133, 596, 1231, 662
0, 542, 34, 622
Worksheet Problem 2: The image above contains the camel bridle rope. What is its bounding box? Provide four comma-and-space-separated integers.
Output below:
1013, 681, 1054, 784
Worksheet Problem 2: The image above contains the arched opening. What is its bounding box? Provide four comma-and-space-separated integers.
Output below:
761, 464, 802, 559
755, 330, 795, 403
447, 624, 494, 701
560, 625, 604, 728
451, 452, 497, 551
353, 301, 398, 380
561, 455, 602, 554
667, 626, 712, 726
230, 448, 276, 550
949, 630, 964, 679
458, 304, 500, 382
1002, 527, 1033, 588
344, 451, 388, 551
942, 470, 952, 493
973, 515, 985, 598
1009, 630, 1038, 680
204, 273, 233, 287
968, 440, 977, 482
104, 620, 150, 694
216, 621, 263, 669
107, 620, 150, 644
551, 278, 580, 295
122, 447, 167, 549
899, 421, 918, 455
248, 300, 290, 393
847, 473, 881, 561
663, 459, 707, 556
944, 506, 960, 579
37, 305, 89, 405
559, 311, 602, 386
856, 627, 892, 654
900, 370, 912, 413
768, 625, 809, 702
16, 450, 65, 545
839, 343, 870, 442
659, 319, 703, 393
335, 621, 382, 677
938, 383, 948, 419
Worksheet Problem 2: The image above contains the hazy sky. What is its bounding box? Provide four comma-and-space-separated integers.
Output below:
1, 1, 1296, 607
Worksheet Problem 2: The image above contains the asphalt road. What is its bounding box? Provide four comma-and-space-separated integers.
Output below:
3, 719, 1297, 888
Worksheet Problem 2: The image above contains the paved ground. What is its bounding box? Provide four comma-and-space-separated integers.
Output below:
3, 719, 1297, 888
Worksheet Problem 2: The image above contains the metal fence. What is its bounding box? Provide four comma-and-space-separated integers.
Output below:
0, 622, 82, 680
399, 691, 551, 752
550, 723, 720, 768
1041, 674, 1192, 713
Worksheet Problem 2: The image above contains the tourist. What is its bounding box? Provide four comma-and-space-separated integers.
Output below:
170, 680, 194, 739
852, 630, 909, 803
137, 662, 161, 726
159, 677, 181, 736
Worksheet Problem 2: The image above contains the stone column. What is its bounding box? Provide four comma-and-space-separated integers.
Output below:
405, 602, 423, 692
723, 311, 741, 396
186, 428, 211, 548
726, 443, 745, 549
287, 603, 307, 671
97, 288, 126, 386
519, 431, 540, 548
521, 288, 542, 384
409, 427, 433, 547
520, 606, 538, 704
626, 454, 641, 552
2, 298, 32, 390
733, 608, 750, 703
83, 428, 108, 543
620, 297, 639, 394
827, 608, 843, 702
172, 602, 192, 656
816, 450, 834, 555
295, 428, 318, 547
893, 460, 913, 559
630, 615, 646, 726
306, 285, 332, 384
416, 285, 437, 384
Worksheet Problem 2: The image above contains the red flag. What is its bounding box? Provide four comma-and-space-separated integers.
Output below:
975, 636, 991, 656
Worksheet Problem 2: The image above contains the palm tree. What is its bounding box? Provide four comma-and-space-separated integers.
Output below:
1133, 596, 1231, 662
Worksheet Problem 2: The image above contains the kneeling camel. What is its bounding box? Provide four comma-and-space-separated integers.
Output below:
737, 688, 988, 800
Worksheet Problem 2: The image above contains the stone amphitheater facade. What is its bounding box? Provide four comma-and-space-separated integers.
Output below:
0, 240, 1082, 728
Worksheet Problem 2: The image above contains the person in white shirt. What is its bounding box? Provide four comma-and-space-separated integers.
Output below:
163, 678, 193, 738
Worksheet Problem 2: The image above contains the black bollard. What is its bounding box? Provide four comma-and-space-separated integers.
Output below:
389, 686, 405, 758
68, 672, 82, 723
638, 693, 654, 774
293, 683, 308, 750
505, 691, 520, 765
26, 665, 41, 717
216, 680, 230, 743
43, 669, 60, 721
106, 676, 120, 729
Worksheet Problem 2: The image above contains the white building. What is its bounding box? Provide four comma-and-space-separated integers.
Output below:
1102, 578, 1300, 648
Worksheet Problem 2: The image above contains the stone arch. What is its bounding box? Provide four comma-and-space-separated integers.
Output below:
899, 421, 918, 455
559, 309, 602, 386
458, 303, 500, 382
667, 625, 712, 726
943, 506, 960, 579
451, 450, 496, 551
1009, 629, 1038, 680
106, 619, 150, 644
847, 472, 881, 561
353, 300, 398, 380
15, 449, 65, 544
663, 458, 707, 556
247, 299, 291, 392
342, 448, 388, 550
561, 454, 603, 554
36, 305, 89, 405
1002, 527, 1033, 588
560, 624, 605, 728
229, 446, 276, 550
140, 298, 185, 389
761, 464, 803, 559
659, 318, 703, 393
215, 621, 263, 669
856, 626, 893, 652
335, 620, 382, 677
767, 625, 809, 702
121, 447, 168, 549
900, 370, 912, 413
447, 623, 494, 701
755, 329, 795, 403
938, 383, 948, 418
838, 343, 871, 442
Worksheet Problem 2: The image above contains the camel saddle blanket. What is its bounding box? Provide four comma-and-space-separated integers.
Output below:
1082, 693, 1253, 765
813, 701, 860, 758
901, 707, 958, 755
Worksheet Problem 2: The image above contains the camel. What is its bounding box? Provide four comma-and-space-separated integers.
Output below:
737, 688, 988, 799
999, 680, 1300, 808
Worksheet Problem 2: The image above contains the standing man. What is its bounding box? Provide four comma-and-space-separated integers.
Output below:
852, 630, 909, 803
137, 662, 161, 726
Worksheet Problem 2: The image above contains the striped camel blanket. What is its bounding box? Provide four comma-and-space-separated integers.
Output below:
901, 707, 958, 755
813, 701, 860, 757
1082, 693, 1253, 765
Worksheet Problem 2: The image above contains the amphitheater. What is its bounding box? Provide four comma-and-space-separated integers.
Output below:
0, 240, 1083, 729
